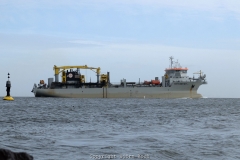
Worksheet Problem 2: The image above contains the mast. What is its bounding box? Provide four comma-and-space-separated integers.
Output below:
169, 56, 174, 68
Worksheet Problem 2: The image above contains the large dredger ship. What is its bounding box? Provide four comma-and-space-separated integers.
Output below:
31, 56, 207, 98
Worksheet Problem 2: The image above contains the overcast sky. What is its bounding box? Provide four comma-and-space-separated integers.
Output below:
0, 0, 240, 98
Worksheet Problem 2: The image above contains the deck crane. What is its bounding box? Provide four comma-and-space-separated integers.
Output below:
53, 65, 101, 84
193, 70, 206, 79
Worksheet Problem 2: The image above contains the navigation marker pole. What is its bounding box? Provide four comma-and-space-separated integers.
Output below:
3, 73, 14, 101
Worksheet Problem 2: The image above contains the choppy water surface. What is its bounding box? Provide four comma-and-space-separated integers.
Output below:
1, 98, 240, 160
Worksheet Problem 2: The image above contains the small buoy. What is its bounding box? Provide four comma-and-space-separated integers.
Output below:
3, 73, 14, 101
3, 96, 14, 101
144, 96, 145, 99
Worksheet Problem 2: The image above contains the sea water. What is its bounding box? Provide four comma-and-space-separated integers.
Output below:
1, 98, 240, 160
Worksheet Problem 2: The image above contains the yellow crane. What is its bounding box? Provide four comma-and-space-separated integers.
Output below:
53, 65, 101, 84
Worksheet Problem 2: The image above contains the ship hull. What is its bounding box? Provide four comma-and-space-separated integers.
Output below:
33, 81, 204, 98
